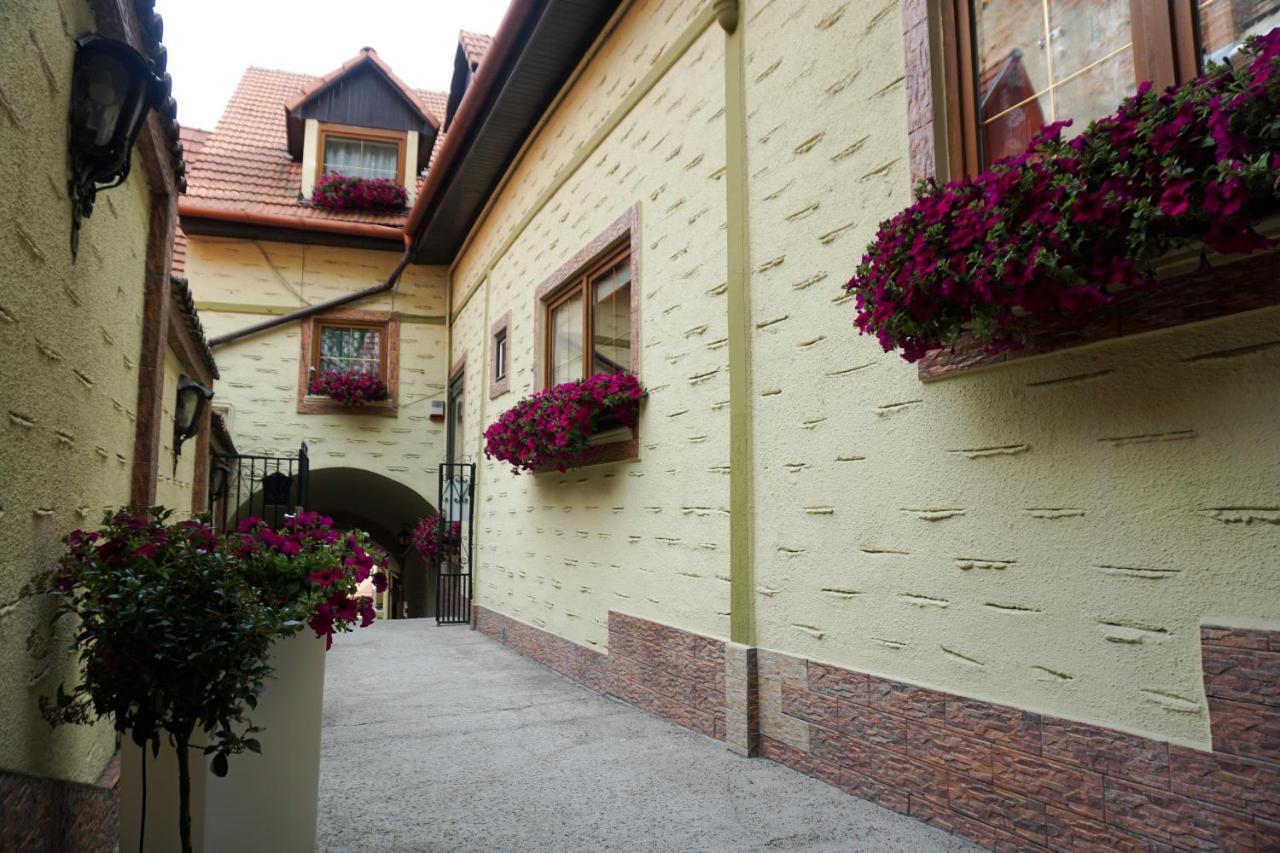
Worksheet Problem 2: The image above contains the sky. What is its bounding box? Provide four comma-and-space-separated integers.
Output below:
156, 0, 514, 131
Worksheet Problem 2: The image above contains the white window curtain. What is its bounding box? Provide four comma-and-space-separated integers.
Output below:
322, 137, 399, 181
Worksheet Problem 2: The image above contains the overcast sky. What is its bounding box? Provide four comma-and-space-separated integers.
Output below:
157, 0, 513, 131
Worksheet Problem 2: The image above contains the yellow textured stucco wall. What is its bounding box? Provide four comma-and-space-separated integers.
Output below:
742, 0, 1280, 747
454, 0, 731, 650
154, 348, 198, 515
447, 0, 1279, 749
185, 237, 448, 502
0, 0, 152, 782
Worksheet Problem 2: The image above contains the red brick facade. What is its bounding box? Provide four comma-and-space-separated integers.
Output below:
474, 606, 725, 741
0, 755, 119, 853
477, 607, 1280, 851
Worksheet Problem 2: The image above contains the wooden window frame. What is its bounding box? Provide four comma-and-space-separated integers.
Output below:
530, 207, 642, 470
533, 208, 641, 391
297, 308, 399, 416
927, 0, 1201, 182
489, 311, 511, 399
315, 123, 407, 187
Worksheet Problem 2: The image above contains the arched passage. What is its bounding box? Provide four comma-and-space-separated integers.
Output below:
235, 467, 439, 619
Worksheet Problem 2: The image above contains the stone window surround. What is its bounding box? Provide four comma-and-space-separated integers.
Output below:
296, 307, 400, 417
529, 206, 642, 469
489, 311, 511, 399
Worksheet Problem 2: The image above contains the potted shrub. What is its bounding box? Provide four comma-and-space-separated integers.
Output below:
38, 508, 384, 852
310, 172, 407, 211
307, 369, 389, 406
483, 372, 646, 473
846, 28, 1280, 363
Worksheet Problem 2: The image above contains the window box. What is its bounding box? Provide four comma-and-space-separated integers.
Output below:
297, 309, 399, 415
918, 223, 1280, 380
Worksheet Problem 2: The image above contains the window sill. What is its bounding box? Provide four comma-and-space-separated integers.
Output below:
917, 222, 1280, 381
297, 395, 399, 417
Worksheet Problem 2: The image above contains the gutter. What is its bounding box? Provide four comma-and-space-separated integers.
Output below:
207, 233, 414, 348
404, 0, 542, 243
179, 201, 404, 242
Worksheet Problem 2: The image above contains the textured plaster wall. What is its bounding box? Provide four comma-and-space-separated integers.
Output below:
154, 348, 198, 515
0, 0, 152, 782
185, 237, 448, 501
453, 0, 731, 651
742, 0, 1280, 747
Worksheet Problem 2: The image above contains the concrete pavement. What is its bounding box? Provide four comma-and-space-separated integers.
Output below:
318, 619, 978, 852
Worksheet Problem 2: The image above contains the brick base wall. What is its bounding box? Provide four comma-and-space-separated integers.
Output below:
0, 754, 120, 853
475, 606, 725, 740
476, 608, 1279, 851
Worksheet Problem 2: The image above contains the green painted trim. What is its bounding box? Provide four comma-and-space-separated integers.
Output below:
195, 301, 446, 325
723, 2, 754, 646
450, 4, 718, 324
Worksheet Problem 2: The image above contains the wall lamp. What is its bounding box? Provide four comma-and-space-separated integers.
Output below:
68, 35, 164, 256
208, 460, 231, 503
174, 377, 214, 463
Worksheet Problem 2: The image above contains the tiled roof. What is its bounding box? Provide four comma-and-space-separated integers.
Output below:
182, 66, 448, 228
172, 126, 210, 275
459, 30, 493, 68
170, 275, 218, 380
284, 47, 441, 126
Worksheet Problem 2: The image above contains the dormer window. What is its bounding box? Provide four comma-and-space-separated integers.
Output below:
317, 125, 405, 185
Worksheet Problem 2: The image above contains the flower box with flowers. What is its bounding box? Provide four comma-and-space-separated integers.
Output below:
847, 29, 1280, 380
310, 172, 407, 211
484, 372, 646, 474
307, 369, 390, 407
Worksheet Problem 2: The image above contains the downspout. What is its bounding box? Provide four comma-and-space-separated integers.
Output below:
207, 233, 414, 348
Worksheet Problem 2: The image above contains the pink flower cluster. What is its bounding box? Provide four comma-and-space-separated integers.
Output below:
308, 370, 389, 406
484, 372, 646, 473
310, 172, 407, 211
233, 512, 385, 649
410, 516, 461, 562
848, 28, 1280, 361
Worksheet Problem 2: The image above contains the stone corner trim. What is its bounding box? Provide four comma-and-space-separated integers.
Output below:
476, 609, 1280, 851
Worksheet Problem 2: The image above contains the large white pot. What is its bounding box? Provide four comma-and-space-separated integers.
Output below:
118, 631, 326, 852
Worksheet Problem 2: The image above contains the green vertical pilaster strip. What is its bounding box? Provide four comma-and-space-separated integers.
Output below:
719, 0, 754, 646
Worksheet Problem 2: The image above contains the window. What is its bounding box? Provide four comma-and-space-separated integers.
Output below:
544, 246, 633, 387
1198, 0, 1280, 64
937, 1, 1220, 176
297, 309, 399, 416
317, 125, 405, 184
489, 312, 512, 399
494, 330, 507, 381
313, 323, 386, 378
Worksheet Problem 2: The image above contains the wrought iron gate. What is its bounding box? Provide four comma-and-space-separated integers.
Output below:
435, 461, 475, 624
210, 443, 310, 531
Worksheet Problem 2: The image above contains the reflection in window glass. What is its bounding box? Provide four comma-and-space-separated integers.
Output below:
322, 136, 400, 181
1198, 0, 1280, 64
494, 330, 507, 381
319, 326, 381, 375
592, 263, 631, 375
973, 0, 1135, 167
549, 292, 583, 386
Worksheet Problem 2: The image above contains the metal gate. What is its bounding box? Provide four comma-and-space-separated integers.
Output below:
210, 443, 310, 531
435, 461, 475, 624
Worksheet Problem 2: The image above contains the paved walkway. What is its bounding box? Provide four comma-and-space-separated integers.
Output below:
318, 619, 977, 852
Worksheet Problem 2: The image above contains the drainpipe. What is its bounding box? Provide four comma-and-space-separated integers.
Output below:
207, 233, 414, 348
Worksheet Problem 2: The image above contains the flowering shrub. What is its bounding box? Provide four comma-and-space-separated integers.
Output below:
484, 372, 646, 473
311, 172, 407, 211
847, 29, 1280, 361
40, 509, 281, 853
308, 369, 389, 406
230, 511, 386, 650
410, 516, 461, 562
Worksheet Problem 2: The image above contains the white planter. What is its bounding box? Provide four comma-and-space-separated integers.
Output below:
117, 631, 326, 852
